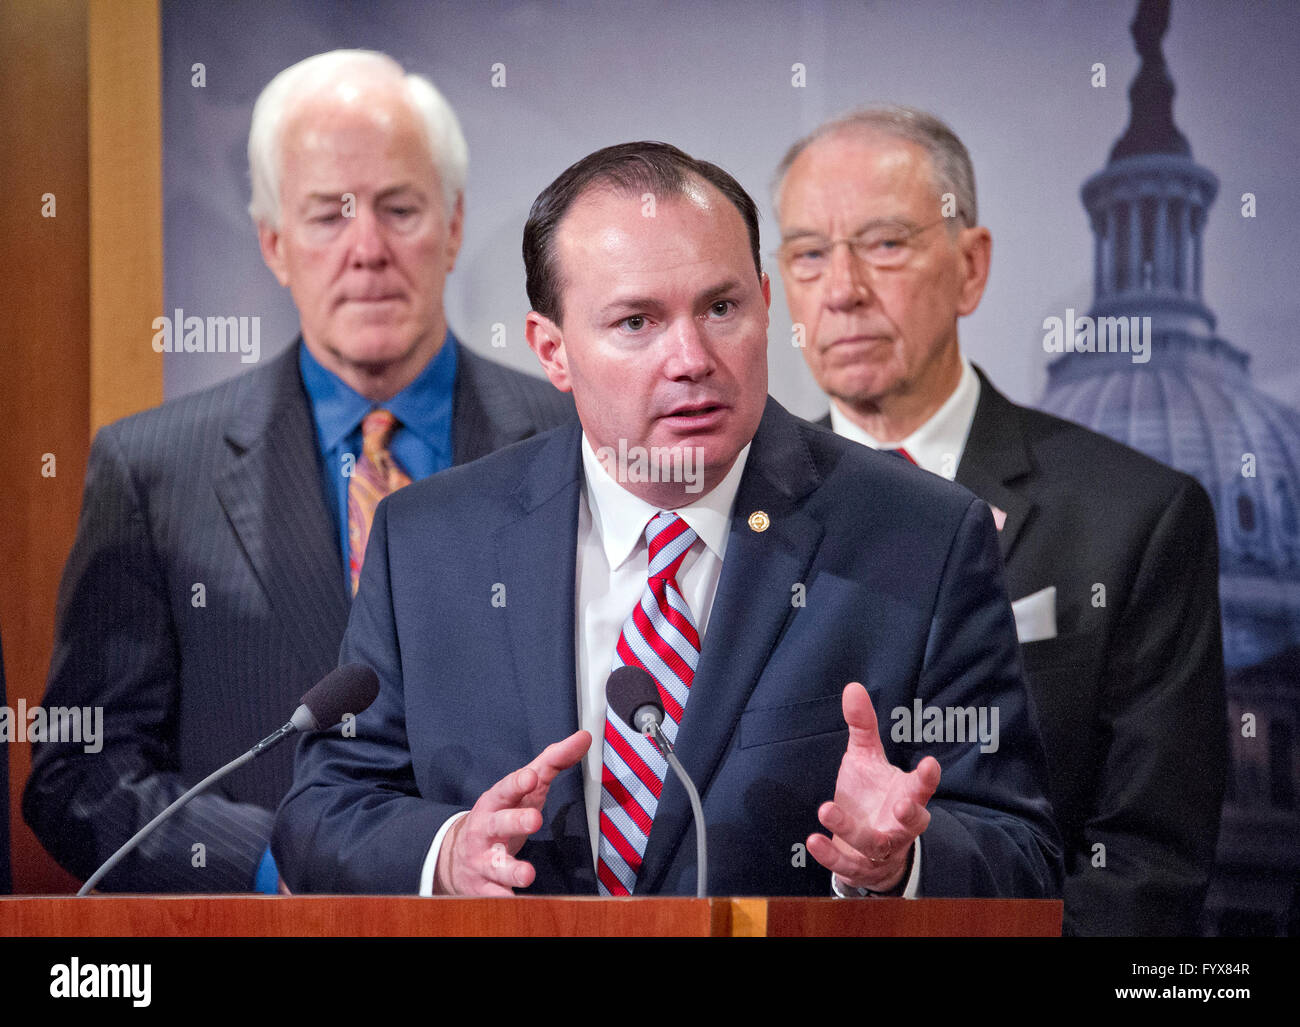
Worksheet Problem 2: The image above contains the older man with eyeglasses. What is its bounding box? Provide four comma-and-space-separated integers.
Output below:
773, 106, 1226, 935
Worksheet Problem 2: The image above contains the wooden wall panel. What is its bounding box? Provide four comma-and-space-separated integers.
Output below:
0, 0, 92, 895
88, 0, 163, 432
1, 0, 163, 894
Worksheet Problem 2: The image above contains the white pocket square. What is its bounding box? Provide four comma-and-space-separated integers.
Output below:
1011, 586, 1057, 644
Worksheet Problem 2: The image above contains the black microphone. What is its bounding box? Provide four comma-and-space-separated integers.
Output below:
605, 666, 708, 897
290, 663, 381, 733
77, 663, 380, 895
607, 665, 666, 736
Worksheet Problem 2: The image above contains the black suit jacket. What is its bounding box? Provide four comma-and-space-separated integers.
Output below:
274, 399, 1063, 898
821, 366, 1227, 933
23, 340, 574, 891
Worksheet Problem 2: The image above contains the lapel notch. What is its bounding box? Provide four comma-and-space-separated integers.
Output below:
955, 366, 1036, 561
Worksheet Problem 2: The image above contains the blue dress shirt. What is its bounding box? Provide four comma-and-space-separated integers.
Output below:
298, 334, 458, 592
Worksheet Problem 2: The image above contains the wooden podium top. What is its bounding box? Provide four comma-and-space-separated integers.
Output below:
0, 896, 1061, 937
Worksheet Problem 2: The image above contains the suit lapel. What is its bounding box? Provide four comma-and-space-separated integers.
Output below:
491, 423, 593, 891
452, 347, 541, 465
820, 382, 1035, 561
638, 400, 825, 893
213, 344, 348, 675
954, 365, 1035, 563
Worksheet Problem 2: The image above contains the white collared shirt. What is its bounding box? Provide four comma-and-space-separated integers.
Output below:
575, 434, 750, 864
829, 355, 981, 480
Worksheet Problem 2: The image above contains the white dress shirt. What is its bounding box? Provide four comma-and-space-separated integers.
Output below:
574, 433, 749, 864
829, 355, 981, 480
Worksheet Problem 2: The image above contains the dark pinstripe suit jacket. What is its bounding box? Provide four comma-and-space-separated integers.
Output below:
23, 340, 575, 891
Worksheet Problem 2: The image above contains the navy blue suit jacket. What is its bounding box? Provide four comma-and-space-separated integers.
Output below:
274, 399, 1063, 897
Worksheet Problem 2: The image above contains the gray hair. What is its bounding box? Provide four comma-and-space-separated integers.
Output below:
247, 50, 468, 227
772, 105, 977, 229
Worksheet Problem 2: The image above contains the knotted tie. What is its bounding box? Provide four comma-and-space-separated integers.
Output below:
347, 409, 412, 595
597, 512, 701, 895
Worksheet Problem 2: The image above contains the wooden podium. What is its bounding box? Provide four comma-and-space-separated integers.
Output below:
0, 896, 1061, 937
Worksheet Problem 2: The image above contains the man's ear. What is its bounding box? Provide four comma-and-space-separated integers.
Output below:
257, 221, 291, 287
525, 310, 573, 393
955, 226, 992, 317
445, 193, 465, 273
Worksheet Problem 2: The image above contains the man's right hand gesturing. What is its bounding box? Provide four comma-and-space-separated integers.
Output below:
434, 730, 592, 896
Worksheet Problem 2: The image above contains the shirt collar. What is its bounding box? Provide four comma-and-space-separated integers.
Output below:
580, 434, 752, 571
829, 354, 980, 480
298, 332, 459, 453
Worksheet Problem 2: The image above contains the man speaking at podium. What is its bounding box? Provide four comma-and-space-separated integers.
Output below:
274, 142, 1063, 899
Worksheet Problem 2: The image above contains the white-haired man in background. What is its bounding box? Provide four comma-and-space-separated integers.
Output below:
772, 106, 1225, 934
24, 51, 573, 892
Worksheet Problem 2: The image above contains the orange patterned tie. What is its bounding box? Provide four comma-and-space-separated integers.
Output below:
348, 409, 412, 595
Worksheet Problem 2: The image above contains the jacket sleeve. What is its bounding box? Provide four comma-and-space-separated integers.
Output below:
1065, 478, 1226, 935
914, 496, 1065, 899
22, 426, 273, 891
272, 497, 456, 893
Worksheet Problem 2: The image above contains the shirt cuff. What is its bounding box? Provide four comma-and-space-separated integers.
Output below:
831, 837, 922, 898
419, 810, 470, 896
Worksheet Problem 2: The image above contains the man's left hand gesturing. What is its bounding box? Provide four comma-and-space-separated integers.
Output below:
807, 682, 942, 894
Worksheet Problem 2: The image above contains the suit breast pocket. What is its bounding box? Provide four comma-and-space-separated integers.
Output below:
739, 692, 847, 749
1018, 629, 1104, 676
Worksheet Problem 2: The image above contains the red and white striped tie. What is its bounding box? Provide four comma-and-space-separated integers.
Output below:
597, 512, 700, 896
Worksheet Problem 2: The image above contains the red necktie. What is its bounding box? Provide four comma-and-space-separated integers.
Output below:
597, 512, 700, 895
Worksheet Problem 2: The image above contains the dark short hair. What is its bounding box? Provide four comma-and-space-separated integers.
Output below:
523, 141, 762, 324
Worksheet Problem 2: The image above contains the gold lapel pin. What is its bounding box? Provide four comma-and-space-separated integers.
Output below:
748, 510, 770, 533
